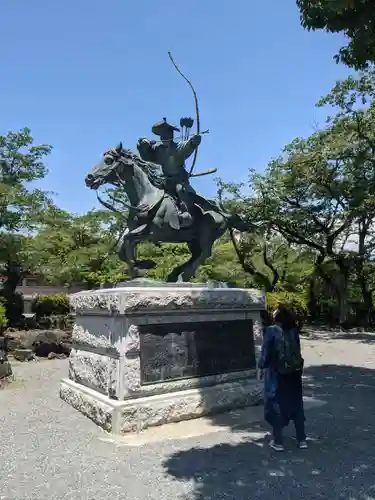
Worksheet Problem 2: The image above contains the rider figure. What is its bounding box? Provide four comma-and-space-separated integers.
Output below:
136, 117, 201, 227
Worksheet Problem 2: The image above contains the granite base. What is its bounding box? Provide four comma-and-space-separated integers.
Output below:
60, 285, 266, 434
60, 376, 263, 434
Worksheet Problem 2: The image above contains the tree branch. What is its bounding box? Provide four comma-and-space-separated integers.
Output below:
262, 242, 279, 291
228, 229, 272, 291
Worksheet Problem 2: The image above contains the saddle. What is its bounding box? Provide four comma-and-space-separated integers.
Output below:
130, 192, 217, 234
128, 193, 195, 234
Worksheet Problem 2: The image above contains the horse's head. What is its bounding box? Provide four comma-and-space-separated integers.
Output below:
85, 143, 127, 190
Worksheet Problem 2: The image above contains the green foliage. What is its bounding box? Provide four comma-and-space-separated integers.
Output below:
0, 128, 53, 324
297, 0, 375, 69
32, 294, 70, 317
138, 242, 192, 282
28, 208, 122, 287
248, 69, 375, 323
0, 300, 8, 329
195, 240, 252, 286
0, 128, 52, 231
266, 291, 309, 326
6, 72, 375, 327
215, 179, 315, 292
0, 233, 29, 324
3, 292, 24, 324
0, 233, 33, 278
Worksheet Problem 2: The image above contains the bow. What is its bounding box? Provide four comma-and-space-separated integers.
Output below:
168, 51, 200, 176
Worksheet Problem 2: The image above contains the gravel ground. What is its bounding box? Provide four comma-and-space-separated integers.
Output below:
1, 333, 375, 500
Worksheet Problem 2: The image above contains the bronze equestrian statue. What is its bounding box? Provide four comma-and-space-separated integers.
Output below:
84, 53, 251, 282
85, 121, 249, 282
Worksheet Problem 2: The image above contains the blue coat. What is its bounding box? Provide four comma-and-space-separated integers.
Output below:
258, 325, 304, 427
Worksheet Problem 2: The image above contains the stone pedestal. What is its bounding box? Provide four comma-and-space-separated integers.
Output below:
60, 285, 265, 434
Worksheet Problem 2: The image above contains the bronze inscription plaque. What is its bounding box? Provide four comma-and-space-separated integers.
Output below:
139, 320, 255, 384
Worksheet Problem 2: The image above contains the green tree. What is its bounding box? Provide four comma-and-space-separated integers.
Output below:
251, 70, 375, 323
29, 208, 125, 287
297, 0, 375, 69
215, 179, 314, 292
0, 233, 35, 322
195, 240, 253, 287
316, 69, 375, 323
0, 128, 52, 231
0, 128, 52, 320
237, 233, 315, 293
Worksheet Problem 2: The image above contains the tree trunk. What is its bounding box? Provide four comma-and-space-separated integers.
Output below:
355, 218, 373, 326
337, 286, 349, 325
0, 263, 22, 325
335, 257, 351, 326
308, 274, 319, 321
357, 268, 374, 326
315, 254, 350, 326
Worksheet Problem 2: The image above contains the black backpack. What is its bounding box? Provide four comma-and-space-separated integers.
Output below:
273, 325, 303, 375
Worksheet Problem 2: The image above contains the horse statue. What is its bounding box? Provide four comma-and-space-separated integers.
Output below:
85, 144, 251, 282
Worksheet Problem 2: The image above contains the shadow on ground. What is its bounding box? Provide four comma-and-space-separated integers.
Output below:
163, 364, 375, 500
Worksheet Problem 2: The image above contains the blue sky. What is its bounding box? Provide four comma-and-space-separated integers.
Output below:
1, 0, 351, 214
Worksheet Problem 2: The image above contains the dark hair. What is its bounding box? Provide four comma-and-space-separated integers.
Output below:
260, 310, 272, 337
260, 309, 272, 325
273, 307, 297, 331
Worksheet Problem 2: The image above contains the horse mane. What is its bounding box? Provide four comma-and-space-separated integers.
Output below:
113, 147, 166, 190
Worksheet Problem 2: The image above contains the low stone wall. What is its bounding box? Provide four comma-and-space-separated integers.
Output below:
4, 329, 72, 358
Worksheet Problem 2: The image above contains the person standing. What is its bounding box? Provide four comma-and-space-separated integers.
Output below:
258, 306, 307, 451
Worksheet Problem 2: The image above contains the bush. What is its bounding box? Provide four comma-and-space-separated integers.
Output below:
0, 292, 23, 326
32, 293, 70, 317
266, 291, 308, 326
0, 300, 8, 332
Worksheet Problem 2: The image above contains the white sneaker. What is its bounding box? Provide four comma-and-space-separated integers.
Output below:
270, 440, 285, 452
